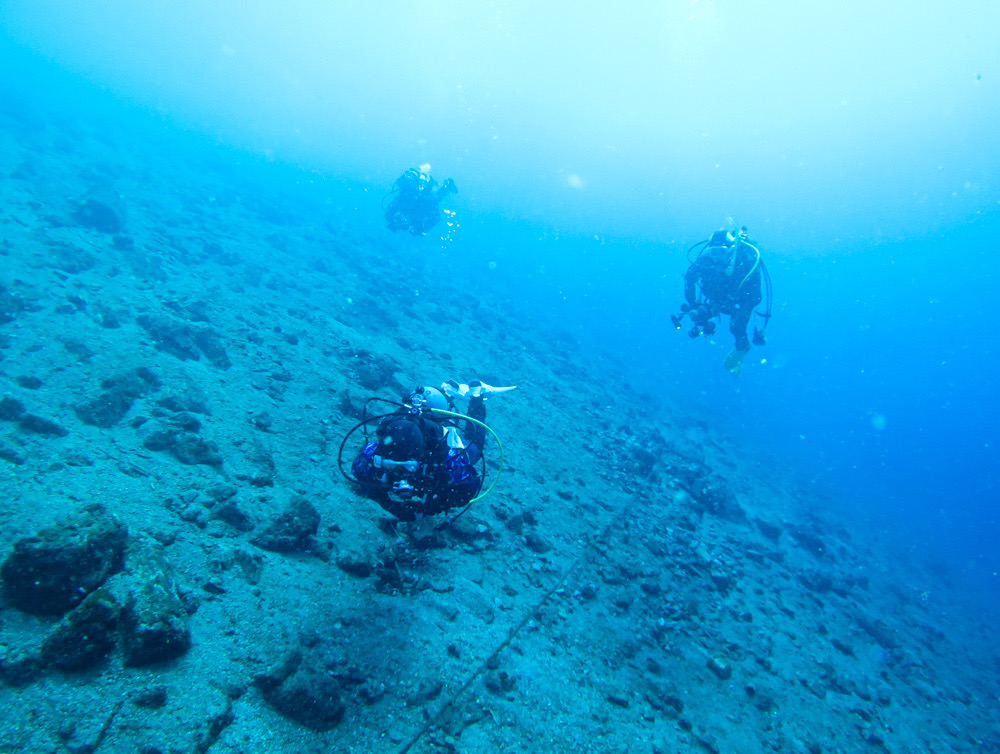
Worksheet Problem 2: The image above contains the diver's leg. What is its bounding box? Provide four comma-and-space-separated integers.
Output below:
725, 307, 752, 374
730, 306, 752, 352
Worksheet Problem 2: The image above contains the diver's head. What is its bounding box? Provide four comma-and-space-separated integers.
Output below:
407, 385, 450, 414
738, 226, 748, 241
378, 418, 425, 462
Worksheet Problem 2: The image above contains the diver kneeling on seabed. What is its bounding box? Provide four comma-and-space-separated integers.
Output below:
339, 380, 515, 526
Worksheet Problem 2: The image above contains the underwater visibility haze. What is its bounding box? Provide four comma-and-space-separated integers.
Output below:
1, 1, 999, 750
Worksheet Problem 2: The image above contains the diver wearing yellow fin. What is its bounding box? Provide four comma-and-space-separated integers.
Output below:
670, 223, 773, 375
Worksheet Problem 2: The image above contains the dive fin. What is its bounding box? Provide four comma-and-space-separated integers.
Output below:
724, 348, 749, 376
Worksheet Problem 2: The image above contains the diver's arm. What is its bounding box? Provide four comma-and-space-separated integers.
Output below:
683, 262, 703, 306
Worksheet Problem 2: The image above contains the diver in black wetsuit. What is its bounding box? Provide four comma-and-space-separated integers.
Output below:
384, 166, 458, 236
348, 381, 515, 522
671, 226, 772, 375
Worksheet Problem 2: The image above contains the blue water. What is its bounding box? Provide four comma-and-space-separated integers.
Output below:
1, 3, 998, 606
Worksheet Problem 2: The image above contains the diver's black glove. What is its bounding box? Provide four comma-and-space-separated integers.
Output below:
753, 327, 767, 347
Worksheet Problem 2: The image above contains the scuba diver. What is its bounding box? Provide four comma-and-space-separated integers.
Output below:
671, 224, 773, 375
341, 380, 515, 523
383, 164, 458, 236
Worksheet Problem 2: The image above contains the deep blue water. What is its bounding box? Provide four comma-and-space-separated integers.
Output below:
1, 5, 997, 611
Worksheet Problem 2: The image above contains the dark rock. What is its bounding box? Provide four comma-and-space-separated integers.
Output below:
61, 338, 95, 362
855, 613, 898, 650
156, 387, 210, 415
252, 497, 320, 554
0, 287, 26, 324
791, 529, 828, 557
214, 502, 253, 531
485, 671, 516, 695
140, 426, 179, 451
119, 538, 192, 666
103, 367, 162, 397
706, 656, 733, 680
137, 414, 221, 467
799, 570, 834, 593
92, 305, 121, 329
50, 242, 97, 274
255, 651, 346, 731
75, 367, 161, 428
133, 685, 168, 709
16, 376, 42, 390
251, 412, 273, 431
755, 518, 782, 541
504, 513, 524, 535
72, 199, 124, 233
1, 503, 127, 616
0, 441, 26, 465
233, 549, 263, 585
195, 702, 235, 753
0, 396, 26, 421
40, 588, 120, 670
523, 532, 551, 554
136, 315, 201, 361
408, 680, 444, 706
411, 530, 447, 549
163, 412, 200, 432
352, 352, 397, 391
233, 438, 275, 487
689, 476, 738, 518
445, 517, 491, 543
644, 681, 684, 717
630, 447, 658, 477
832, 638, 856, 657
207, 484, 237, 502
193, 328, 231, 369
0, 649, 41, 687
18, 413, 69, 437
75, 389, 134, 428
694, 734, 721, 754
640, 580, 661, 596
710, 569, 733, 593
746, 684, 776, 712
336, 552, 372, 578
170, 433, 223, 467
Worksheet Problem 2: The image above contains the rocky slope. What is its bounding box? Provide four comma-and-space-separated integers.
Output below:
0, 93, 998, 754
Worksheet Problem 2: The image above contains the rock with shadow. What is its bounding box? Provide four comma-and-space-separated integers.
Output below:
254, 649, 346, 731
39, 588, 120, 670
251, 496, 320, 554
0, 503, 127, 616
117, 536, 192, 666
75, 367, 162, 428
136, 411, 223, 467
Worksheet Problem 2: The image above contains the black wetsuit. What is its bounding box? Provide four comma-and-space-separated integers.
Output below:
351, 397, 486, 521
684, 239, 763, 351
385, 170, 455, 236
